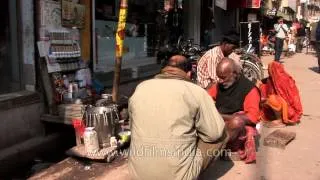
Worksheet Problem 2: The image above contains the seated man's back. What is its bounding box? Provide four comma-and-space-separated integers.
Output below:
128, 55, 226, 180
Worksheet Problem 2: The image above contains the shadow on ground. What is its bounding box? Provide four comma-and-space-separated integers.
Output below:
308, 67, 319, 74
199, 160, 235, 179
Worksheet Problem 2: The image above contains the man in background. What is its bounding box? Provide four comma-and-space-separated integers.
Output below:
197, 33, 240, 89
274, 17, 289, 61
296, 21, 306, 53
315, 21, 320, 72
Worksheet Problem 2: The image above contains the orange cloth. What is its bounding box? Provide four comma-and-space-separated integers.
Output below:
208, 85, 261, 124
260, 35, 268, 46
260, 62, 303, 124
207, 85, 259, 164
264, 94, 289, 123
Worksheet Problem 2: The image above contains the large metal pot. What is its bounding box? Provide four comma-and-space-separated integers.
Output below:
83, 105, 120, 148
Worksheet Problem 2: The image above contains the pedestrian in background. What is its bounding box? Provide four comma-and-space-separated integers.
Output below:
274, 17, 289, 62
315, 21, 320, 72
296, 21, 306, 53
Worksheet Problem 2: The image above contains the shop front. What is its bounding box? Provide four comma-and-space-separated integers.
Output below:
26, 0, 177, 178
92, 0, 203, 87
93, 0, 152, 74
36, 0, 192, 144
2, 0, 211, 178
92, 0, 185, 85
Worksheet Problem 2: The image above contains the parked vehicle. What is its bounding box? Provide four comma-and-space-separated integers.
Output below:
157, 36, 205, 82
236, 45, 264, 81
157, 37, 263, 84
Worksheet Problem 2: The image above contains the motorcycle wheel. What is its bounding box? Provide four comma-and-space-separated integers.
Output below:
240, 54, 264, 79
240, 60, 263, 82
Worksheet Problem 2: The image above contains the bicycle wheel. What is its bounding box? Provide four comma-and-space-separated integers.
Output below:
240, 60, 263, 82
240, 54, 264, 79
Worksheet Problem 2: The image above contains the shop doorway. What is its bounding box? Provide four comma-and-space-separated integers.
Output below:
0, 0, 22, 94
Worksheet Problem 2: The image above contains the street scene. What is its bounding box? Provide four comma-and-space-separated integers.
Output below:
0, 0, 320, 180
27, 53, 320, 180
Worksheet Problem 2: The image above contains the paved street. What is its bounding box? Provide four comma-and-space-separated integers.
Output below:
199, 52, 320, 180
30, 52, 320, 180
97, 52, 320, 180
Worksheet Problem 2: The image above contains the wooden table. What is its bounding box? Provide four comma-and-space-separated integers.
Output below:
41, 114, 73, 125
28, 156, 129, 180
66, 145, 118, 163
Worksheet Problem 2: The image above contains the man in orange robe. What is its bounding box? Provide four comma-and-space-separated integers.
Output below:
207, 58, 260, 163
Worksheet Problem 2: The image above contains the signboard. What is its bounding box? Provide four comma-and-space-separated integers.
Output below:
266, 8, 277, 17
216, 0, 227, 10
242, 0, 261, 8
240, 21, 260, 56
248, 13, 257, 21
61, 0, 86, 28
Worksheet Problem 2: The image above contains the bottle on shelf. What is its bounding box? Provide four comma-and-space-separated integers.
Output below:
72, 27, 80, 42
63, 75, 69, 88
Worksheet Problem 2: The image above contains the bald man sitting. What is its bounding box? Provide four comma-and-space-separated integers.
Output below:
128, 55, 228, 180
207, 57, 261, 164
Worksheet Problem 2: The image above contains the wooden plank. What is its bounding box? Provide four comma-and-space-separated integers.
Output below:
80, 0, 91, 63
58, 104, 85, 120
39, 59, 58, 115
41, 114, 73, 125
263, 129, 296, 149
66, 145, 118, 163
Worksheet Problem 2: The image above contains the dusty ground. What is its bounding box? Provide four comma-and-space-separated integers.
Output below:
29, 52, 320, 180
199, 52, 320, 180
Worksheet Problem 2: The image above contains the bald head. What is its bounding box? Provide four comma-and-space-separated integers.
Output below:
166, 55, 192, 72
168, 55, 187, 66
216, 58, 240, 89
217, 58, 239, 75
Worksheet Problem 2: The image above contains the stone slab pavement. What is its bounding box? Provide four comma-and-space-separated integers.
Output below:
29, 52, 320, 180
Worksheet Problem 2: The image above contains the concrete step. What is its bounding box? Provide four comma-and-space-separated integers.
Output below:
0, 133, 72, 178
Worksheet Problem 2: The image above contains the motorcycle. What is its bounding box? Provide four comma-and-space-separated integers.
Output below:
156, 36, 206, 82
236, 45, 264, 82
157, 37, 263, 84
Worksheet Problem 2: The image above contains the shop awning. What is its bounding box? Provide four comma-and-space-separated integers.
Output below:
241, 0, 261, 8
264, 8, 293, 21
227, 0, 261, 9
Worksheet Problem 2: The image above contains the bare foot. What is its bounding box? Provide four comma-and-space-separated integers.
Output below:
263, 119, 286, 128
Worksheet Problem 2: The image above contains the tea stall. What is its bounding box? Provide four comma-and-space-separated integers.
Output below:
37, 0, 130, 163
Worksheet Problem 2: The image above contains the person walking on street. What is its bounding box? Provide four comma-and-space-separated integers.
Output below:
274, 17, 289, 61
296, 21, 306, 53
315, 21, 320, 72
128, 55, 228, 180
